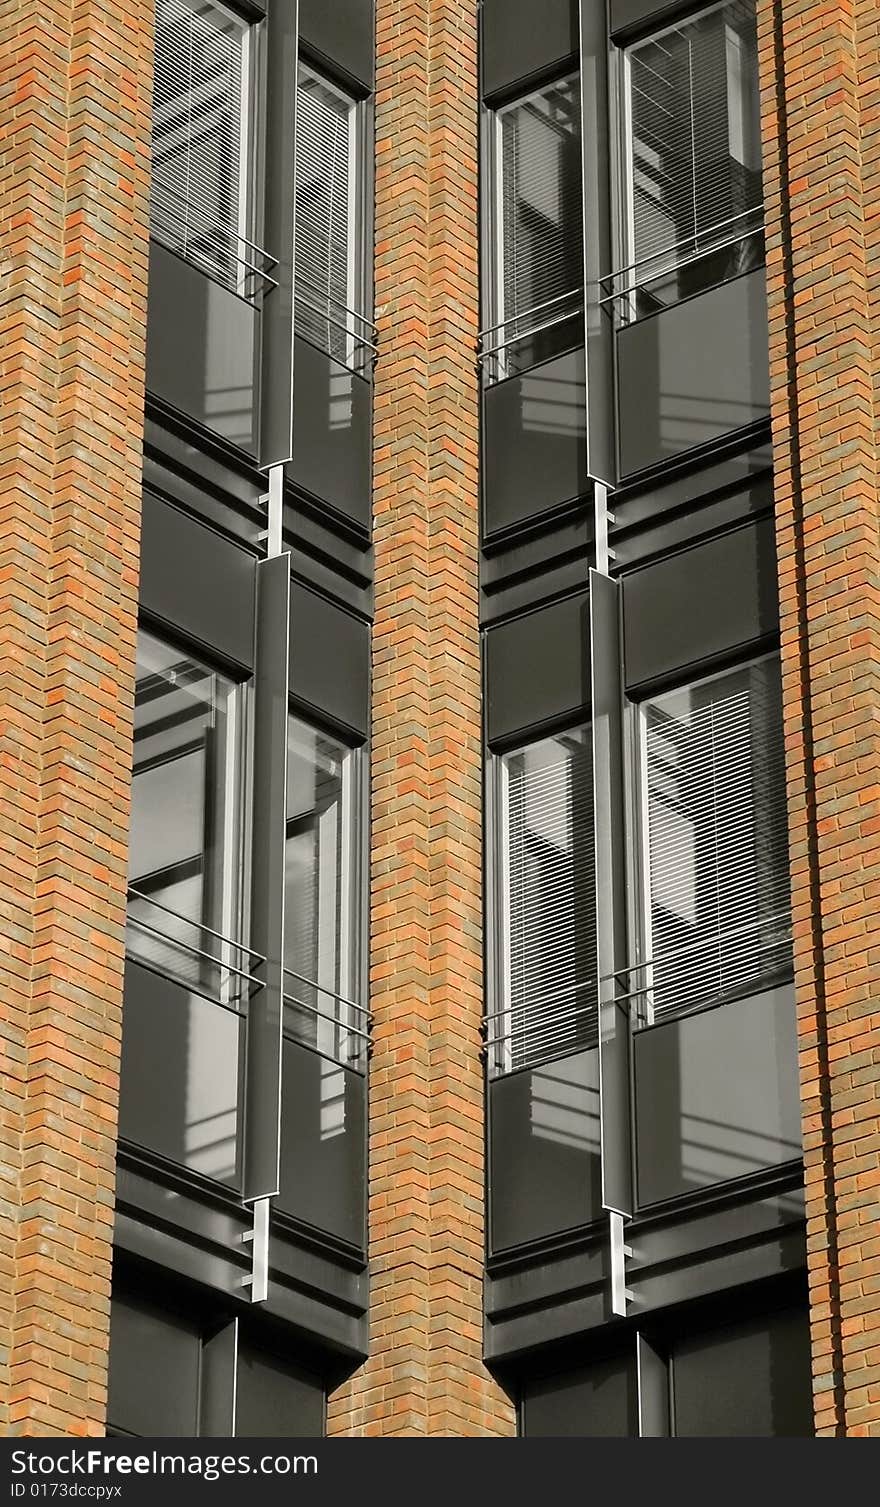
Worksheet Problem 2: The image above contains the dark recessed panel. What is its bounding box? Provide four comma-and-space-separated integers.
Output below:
146, 242, 258, 454
277, 1039, 366, 1252
236, 1341, 325, 1438
622, 516, 779, 693
486, 592, 590, 747
634, 985, 802, 1209
609, 0, 695, 40
672, 1305, 813, 1437
482, 0, 578, 100
289, 582, 369, 739
288, 337, 371, 533
140, 492, 256, 672
617, 270, 770, 478
483, 347, 587, 538
119, 960, 241, 1188
522, 1349, 637, 1437
107, 1289, 201, 1437
299, 0, 374, 91
489, 1050, 601, 1254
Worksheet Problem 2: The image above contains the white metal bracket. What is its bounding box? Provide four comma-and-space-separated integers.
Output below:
609, 1208, 634, 1317
257, 464, 284, 559
241, 1195, 270, 1304
593, 480, 617, 576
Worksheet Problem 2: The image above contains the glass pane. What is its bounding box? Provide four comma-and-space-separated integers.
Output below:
283, 718, 363, 1067
642, 657, 791, 1020
495, 729, 596, 1075
127, 627, 242, 996
151, 0, 247, 289
626, 0, 763, 314
495, 72, 583, 377
296, 67, 357, 365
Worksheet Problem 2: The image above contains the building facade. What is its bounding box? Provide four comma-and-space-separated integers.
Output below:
0, 0, 878, 1437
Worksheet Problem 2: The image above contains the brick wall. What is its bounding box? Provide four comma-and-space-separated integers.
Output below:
0, 0, 151, 1434
758, 0, 880, 1438
326, 0, 515, 1437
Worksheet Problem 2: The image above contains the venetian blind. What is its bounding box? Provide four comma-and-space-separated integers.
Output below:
151, 0, 246, 289
295, 67, 355, 365
626, 0, 763, 278
644, 658, 791, 1021
496, 731, 597, 1075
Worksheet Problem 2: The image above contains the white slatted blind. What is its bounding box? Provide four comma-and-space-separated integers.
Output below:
295, 66, 356, 365
495, 73, 583, 375
626, 0, 762, 284
644, 658, 791, 1021
152, 0, 246, 289
495, 731, 597, 1075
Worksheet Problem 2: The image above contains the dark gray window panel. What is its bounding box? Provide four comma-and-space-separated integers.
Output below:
146, 242, 258, 455
611, 471, 773, 570
672, 1305, 813, 1436
610, 0, 699, 38
277, 1037, 366, 1251
107, 1289, 201, 1437
119, 960, 242, 1188
617, 269, 770, 477
622, 516, 779, 693
485, 593, 590, 748
300, 0, 374, 91
140, 492, 256, 672
489, 1050, 601, 1253
634, 984, 802, 1208
287, 336, 371, 533
236, 1340, 325, 1437
483, 347, 587, 538
482, 0, 578, 100
289, 582, 370, 739
521, 1350, 637, 1437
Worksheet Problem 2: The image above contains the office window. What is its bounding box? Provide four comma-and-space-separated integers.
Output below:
485, 72, 583, 381
638, 656, 791, 1023
490, 730, 597, 1076
622, 0, 763, 316
670, 1305, 812, 1436
151, 0, 258, 292
295, 65, 366, 368
236, 1342, 325, 1437
127, 628, 245, 995
107, 1290, 201, 1437
283, 718, 366, 1069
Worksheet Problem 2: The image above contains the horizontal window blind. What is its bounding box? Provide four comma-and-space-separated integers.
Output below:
152, 0, 247, 290
643, 658, 791, 1022
295, 67, 357, 366
626, 0, 762, 286
493, 731, 597, 1076
492, 73, 583, 378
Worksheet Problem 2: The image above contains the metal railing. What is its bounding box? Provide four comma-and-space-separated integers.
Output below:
478, 287, 584, 384
126, 885, 265, 1012
294, 273, 378, 375
483, 977, 598, 1078
599, 207, 765, 324
150, 176, 278, 303
282, 964, 372, 1072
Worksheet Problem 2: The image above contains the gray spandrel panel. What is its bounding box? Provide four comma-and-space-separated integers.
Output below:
288, 336, 371, 533
483, 348, 587, 537
146, 242, 257, 453
140, 493, 256, 672
107, 1291, 201, 1438
522, 1350, 637, 1437
277, 1037, 366, 1251
289, 582, 370, 739
482, 0, 578, 99
672, 1306, 813, 1436
236, 1342, 325, 1438
486, 593, 591, 747
300, 0, 374, 90
489, 1050, 602, 1253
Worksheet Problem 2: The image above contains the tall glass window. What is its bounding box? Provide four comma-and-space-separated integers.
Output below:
490, 728, 597, 1076
127, 628, 244, 993
622, 0, 763, 316
486, 73, 583, 382
151, 0, 259, 293
637, 655, 791, 1022
283, 718, 365, 1069
295, 65, 366, 369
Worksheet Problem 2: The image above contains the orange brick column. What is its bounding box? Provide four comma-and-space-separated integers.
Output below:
758, 0, 880, 1437
327, 0, 514, 1436
0, 0, 152, 1434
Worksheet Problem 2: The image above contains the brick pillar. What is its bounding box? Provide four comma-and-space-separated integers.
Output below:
0, 0, 152, 1435
758, 0, 880, 1437
326, 0, 515, 1437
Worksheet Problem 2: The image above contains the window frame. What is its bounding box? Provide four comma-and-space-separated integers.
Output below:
294, 57, 369, 371
626, 649, 792, 1031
